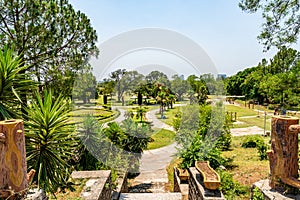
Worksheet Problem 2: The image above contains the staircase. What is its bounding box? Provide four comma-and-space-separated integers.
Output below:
119, 193, 182, 200
119, 179, 182, 200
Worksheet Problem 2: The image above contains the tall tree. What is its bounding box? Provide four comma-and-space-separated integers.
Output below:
239, 0, 300, 50
72, 66, 97, 104
145, 70, 170, 87
119, 70, 145, 97
187, 75, 208, 104
110, 69, 126, 102
0, 0, 98, 96
170, 74, 188, 101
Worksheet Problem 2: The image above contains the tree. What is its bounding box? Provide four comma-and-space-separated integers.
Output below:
119, 70, 145, 97
225, 47, 300, 107
239, 0, 300, 50
110, 69, 126, 102
72, 66, 97, 104
0, 0, 98, 97
145, 70, 170, 87
25, 90, 77, 193
187, 75, 208, 104
170, 74, 188, 101
0, 46, 33, 120
98, 78, 116, 97
154, 83, 170, 118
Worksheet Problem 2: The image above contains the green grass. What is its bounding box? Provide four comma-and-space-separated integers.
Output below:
156, 107, 181, 126
225, 105, 258, 117
147, 129, 175, 150
70, 107, 118, 124
222, 136, 269, 188
233, 116, 272, 131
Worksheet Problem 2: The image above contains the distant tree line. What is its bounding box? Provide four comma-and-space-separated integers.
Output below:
225, 47, 300, 108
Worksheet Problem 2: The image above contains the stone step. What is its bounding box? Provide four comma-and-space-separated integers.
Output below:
129, 182, 167, 193
119, 193, 182, 200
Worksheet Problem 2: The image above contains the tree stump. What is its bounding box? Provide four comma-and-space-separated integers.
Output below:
0, 120, 28, 198
267, 116, 300, 189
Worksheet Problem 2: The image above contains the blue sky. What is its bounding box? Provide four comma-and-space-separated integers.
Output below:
70, 0, 289, 78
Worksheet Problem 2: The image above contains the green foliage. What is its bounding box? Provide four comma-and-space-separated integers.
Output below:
104, 118, 151, 172
172, 110, 182, 131
225, 47, 300, 107
187, 75, 208, 104
239, 0, 300, 50
241, 135, 268, 160
25, 90, 77, 193
241, 135, 265, 148
218, 170, 248, 199
145, 70, 170, 87
76, 114, 104, 170
170, 74, 188, 101
73, 66, 97, 104
0, 0, 98, 98
257, 141, 268, 160
176, 103, 232, 169
0, 46, 33, 119
121, 118, 151, 153
178, 134, 228, 169
252, 187, 264, 200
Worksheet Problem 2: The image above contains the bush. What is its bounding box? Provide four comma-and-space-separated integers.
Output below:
257, 142, 268, 160
241, 135, 264, 148
241, 135, 268, 160
179, 135, 228, 169
252, 187, 264, 200
218, 170, 248, 199
216, 128, 232, 151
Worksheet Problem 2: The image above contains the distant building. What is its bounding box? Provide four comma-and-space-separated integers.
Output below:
179, 74, 184, 80
217, 74, 227, 79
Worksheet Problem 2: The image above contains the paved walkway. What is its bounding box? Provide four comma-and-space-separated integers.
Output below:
145, 108, 175, 132
230, 126, 266, 137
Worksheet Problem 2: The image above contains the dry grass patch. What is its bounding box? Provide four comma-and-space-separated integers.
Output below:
222, 136, 269, 187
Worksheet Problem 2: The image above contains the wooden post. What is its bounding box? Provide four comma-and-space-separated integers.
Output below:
0, 120, 28, 198
267, 116, 300, 189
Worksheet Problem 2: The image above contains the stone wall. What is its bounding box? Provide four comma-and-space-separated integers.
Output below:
173, 167, 189, 200
112, 172, 128, 200
174, 167, 181, 193
71, 170, 112, 200
188, 167, 224, 200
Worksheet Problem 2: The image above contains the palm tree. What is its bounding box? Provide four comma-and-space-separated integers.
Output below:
0, 46, 33, 119
154, 84, 169, 118
25, 90, 77, 193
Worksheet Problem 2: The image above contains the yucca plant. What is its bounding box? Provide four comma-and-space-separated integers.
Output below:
0, 46, 33, 119
25, 89, 77, 193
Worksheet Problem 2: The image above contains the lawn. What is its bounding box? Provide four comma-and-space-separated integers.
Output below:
70, 107, 118, 124
156, 106, 182, 126
233, 116, 272, 131
147, 129, 176, 150
222, 135, 269, 187
225, 105, 258, 117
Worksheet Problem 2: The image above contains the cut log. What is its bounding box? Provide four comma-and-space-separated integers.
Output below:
0, 120, 28, 198
268, 116, 300, 189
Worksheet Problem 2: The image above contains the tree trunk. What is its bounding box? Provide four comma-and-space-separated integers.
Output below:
0, 120, 28, 198
267, 116, 300, 189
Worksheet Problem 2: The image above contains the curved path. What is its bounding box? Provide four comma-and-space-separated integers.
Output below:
110, 106, 180, 187
145, 108, 175, 132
